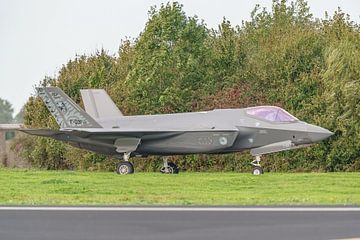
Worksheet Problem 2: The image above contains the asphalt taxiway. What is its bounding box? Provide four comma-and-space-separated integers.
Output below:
0, 207, 359, 240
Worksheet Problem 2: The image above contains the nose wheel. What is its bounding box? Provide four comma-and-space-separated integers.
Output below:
252, 166, 263, 175
251, 155, 263, 175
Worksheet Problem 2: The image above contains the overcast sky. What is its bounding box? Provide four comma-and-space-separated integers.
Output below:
1, 0, 359, 114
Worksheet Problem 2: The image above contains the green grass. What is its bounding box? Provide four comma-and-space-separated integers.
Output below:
1, 169, 360, 205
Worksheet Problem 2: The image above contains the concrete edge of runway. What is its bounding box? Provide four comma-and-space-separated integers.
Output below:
0, 206, 360, 211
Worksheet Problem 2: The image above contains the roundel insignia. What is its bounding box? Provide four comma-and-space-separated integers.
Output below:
219, 136, 228, 145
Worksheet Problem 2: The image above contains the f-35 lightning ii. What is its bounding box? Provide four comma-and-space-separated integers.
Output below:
21, 87, 333, 175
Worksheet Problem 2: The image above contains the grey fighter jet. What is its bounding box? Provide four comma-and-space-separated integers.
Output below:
21, 87, 333, 175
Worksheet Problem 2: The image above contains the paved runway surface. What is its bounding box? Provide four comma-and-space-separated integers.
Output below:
0, 207, 359, 240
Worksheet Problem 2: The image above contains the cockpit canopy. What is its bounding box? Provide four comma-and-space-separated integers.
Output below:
246, 106, 298, 122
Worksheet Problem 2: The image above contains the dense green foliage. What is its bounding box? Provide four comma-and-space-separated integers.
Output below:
1, 169, 360, 205
17, 1, 360, 172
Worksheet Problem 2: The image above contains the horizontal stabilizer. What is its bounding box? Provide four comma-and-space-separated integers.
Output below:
19, 129, 63, 137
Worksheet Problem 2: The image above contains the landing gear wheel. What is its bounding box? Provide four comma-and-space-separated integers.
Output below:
252, 166, 263, 175
160, 162, 179, 174
168, 162, 179, 174
116, 162, 134, 175
160, 166, 173, 174
251, 155, 263, 175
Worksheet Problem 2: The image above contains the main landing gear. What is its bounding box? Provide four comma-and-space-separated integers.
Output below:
160, 157, 179, 174
116, 154, 179, 175
116, 152, 134, 175
251, 155, 264, 175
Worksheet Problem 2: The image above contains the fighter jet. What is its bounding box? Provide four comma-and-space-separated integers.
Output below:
21, 87, 333, 175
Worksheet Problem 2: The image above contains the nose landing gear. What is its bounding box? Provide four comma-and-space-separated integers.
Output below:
251, 155, 263, 175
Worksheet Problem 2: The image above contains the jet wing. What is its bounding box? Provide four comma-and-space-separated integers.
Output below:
20, 128, 144, 154
20, 128, 182, 138
20, 128, 239, 154
58, 127, 239, 138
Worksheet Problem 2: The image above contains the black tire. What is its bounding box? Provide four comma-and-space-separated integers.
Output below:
168, 162, 179, 174
160, 166, 173, 174
252, 166, 263, 175
160, 162, 179, 174
116, 162, 134, 175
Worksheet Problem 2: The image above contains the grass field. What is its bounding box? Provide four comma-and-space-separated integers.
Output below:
1, 169, 360, 205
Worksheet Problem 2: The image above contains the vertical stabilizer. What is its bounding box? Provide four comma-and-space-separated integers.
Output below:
37, 87, 102, 128
80, 89, 123, 119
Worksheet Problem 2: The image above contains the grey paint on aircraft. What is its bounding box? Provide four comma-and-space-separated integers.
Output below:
21, 87, 333, 159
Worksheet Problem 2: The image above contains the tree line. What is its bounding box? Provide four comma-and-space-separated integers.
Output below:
0, 98, 22, 140
15, 0, 360, 172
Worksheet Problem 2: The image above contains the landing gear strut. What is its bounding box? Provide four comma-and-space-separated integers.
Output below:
116, 152, 134, 175
251, 155, 263, 175
160, 157, 179, 174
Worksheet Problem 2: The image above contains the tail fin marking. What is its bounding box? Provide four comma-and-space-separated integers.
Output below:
37, 87, 102, 128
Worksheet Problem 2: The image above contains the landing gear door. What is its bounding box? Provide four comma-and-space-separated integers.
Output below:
250, 140, 293, 156
114, 138, 141, 153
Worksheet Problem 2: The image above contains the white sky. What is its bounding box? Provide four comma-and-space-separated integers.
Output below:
1, 0, 359, 114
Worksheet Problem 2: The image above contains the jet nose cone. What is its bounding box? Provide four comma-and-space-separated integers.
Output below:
307, 125, 334, 143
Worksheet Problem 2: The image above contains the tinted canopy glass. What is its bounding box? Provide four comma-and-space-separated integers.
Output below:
246, 106, 298, 122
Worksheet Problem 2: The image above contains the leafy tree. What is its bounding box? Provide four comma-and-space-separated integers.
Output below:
0, 98, 14, 124
17, 0, 360, 172
13, 107, 24, 123
125, 2, 212, 114
317, 10, 360, 171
